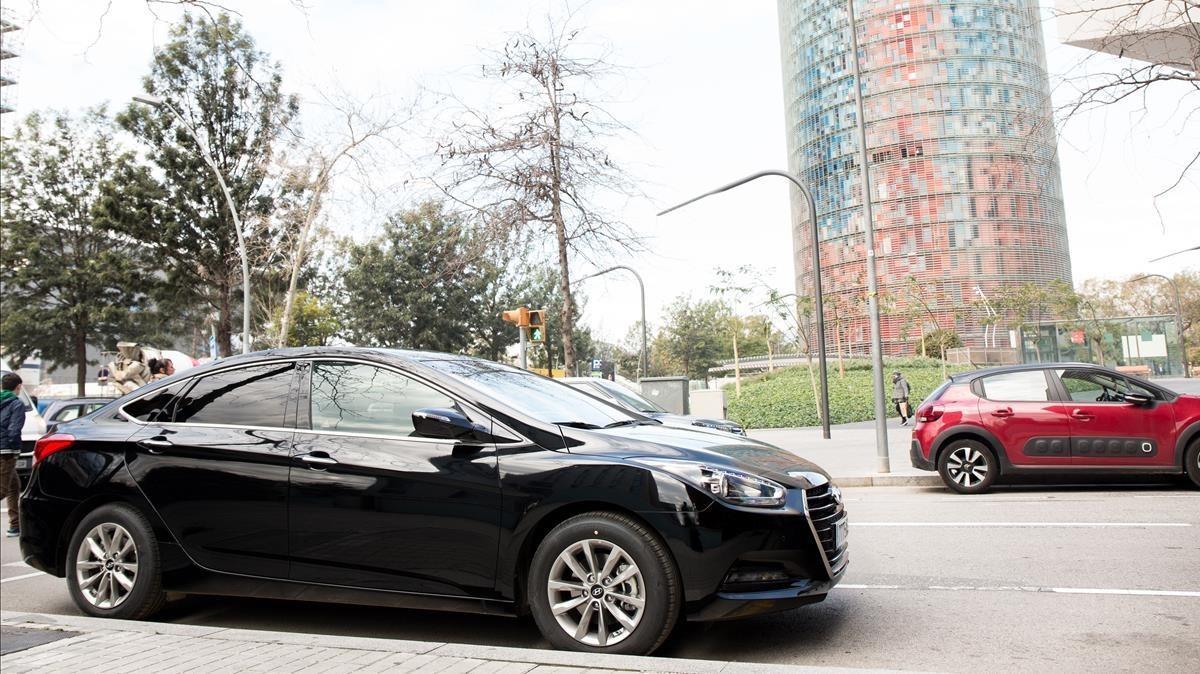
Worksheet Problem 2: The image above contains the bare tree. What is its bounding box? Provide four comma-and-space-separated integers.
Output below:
436, 15, 642, 373
276, 92, 412, 347
1055, 0, 1200, 202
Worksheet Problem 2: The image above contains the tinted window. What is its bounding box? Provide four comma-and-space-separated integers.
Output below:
124, 382, 188, 422
979, 370, 1050, 402
174, 363, 295, 427
1057, 369, 1157, 403
310, 362, 457, 437
423, 358, 634, 428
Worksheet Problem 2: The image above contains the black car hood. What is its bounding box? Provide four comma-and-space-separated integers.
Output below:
562, 422, 831, 489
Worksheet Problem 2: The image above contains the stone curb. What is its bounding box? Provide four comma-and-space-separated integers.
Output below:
831, 474, 942, 488
1, 611, 916, 673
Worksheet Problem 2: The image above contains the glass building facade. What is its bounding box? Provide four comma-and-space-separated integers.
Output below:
778, 0, 1072, 353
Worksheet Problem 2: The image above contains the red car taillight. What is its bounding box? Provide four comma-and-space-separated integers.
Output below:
33, 433, 75, 466
917, 405, 943, 423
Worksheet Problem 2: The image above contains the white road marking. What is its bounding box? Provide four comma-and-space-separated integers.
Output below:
850, 522, 1190, 527
0, 571, 46, 584
838, 584, 1200, 598
2, 561, 31, 567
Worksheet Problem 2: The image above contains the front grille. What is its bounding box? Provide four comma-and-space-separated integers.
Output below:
805, 483, 848, 575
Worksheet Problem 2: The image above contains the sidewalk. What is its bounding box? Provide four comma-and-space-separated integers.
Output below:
748, 421, 940, 488
0, 612, 908, 674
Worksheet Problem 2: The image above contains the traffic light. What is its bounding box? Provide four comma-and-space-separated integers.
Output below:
501, 307, 530, 327
528, 309, 546, 343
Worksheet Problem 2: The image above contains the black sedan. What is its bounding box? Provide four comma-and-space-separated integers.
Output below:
20, 347, 847, 655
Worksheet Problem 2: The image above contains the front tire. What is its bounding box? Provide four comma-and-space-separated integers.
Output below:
528, 511, 681, 655
938, 440, 998, 494
1185, 440, 1200, 489
66, 503, 166, 620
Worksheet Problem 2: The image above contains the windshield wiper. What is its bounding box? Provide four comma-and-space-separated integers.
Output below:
603, 419, 659, 428
556, 421, 603, 429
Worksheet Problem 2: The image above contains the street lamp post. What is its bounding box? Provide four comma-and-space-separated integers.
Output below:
133, 94, 252, 355
1131, 274, 1190, 378
846, 0, 890, 472
575, 266, 648, 379
658, 170, 832, 440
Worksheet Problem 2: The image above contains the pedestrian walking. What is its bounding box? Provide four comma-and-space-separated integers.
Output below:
1, 372, 26, 537
892, 370, 911, 426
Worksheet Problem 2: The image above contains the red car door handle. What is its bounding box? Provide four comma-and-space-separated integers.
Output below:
1071, 409, 1094, 421
991, 408, 1013, 418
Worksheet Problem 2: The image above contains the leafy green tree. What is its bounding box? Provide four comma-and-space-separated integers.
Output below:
996, 280, 1080, 360
0, 109, 157, 394
267, 291, 338, 347
338, 202, 496, 351
656, 296, 734, 381
113, 13, 298, 356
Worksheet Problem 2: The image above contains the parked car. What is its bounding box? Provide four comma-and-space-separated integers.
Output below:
909, 363, 1200, 494
1, 369, 46, 486
21, 347, 847, 655
42, 397, 115, 432
561, 376, 746, 436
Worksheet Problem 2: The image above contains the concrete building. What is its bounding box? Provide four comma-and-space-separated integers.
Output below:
777, 0, 1072, 353
1058, 0, 1199, 68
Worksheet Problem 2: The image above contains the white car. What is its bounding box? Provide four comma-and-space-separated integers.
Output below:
561, 376, 746, 435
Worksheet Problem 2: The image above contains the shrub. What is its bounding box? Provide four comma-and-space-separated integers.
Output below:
725, 359, 966, 429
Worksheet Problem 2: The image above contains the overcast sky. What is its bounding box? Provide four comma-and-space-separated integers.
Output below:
3, 0, 1197, 345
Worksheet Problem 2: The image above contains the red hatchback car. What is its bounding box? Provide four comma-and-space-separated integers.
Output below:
910, 364, 1200, 493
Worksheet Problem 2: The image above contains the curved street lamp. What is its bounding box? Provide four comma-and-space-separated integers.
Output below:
657, 170, 834, 441
1130, 274, 1190, 378
575, 266, 648, 379
133, 94, 252, 355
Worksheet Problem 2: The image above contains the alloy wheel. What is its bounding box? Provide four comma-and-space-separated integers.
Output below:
546, 539, 646, 647
945, 446, 989, 488
75, 522, 138, 610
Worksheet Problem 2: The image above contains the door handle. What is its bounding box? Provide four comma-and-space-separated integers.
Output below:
990, 408, 1013, 418
299, 452, 338, 467
1071, 409, 1094, 421
137, 438, 173, 454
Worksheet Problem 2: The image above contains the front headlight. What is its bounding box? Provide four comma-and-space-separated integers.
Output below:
634, 458, 787, 507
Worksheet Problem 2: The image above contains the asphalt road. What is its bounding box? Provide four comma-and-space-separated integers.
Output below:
3, 484, 1198, 672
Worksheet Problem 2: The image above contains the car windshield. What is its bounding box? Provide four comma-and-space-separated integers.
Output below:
597, 381, 666, 414
423, 358, 638, 428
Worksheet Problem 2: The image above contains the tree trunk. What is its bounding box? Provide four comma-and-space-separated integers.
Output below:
74, 329, 87, 397
279, 164, 331, 348
217, 290, 233, 357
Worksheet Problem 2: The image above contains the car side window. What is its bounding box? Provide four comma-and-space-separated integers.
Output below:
54, 405, 83, 422
123, 382, 189, 422
1057, 369, 1157, 403
309, 361, 458, 437
979, 370, 1050, 402
173, 363, 295, 427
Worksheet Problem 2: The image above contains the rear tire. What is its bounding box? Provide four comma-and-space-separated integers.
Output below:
1185, 440, 1200, 489
66, 503, 166, 620
528, 511, 681, 655
938, 440, 998, 494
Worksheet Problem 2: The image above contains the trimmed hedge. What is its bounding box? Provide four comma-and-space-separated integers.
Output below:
725, 358, 967, 429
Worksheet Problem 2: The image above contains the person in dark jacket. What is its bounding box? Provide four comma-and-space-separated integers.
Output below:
0, 372, 25, 536
891, 371, 912, 426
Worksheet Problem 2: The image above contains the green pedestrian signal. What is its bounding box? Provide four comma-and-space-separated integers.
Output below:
528, 309, 546, 343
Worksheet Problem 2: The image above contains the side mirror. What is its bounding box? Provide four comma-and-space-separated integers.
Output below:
412, 407, 491, 442
1123, 392, 1153, 406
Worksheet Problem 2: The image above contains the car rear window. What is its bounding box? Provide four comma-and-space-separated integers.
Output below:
921, 380, 952, 407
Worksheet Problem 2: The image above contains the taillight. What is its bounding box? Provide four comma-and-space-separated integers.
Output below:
917, 405, 943, 423
33, 433, 75, 466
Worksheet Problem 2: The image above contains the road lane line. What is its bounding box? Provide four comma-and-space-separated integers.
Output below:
0, 571, 46, 584
2, 561, 31, 567
837, 584, 1200, 598
850, 522, 1190, 527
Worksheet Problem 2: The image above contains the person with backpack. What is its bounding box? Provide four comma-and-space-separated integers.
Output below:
892, 371, 912, 426
0, 372, 26, 537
